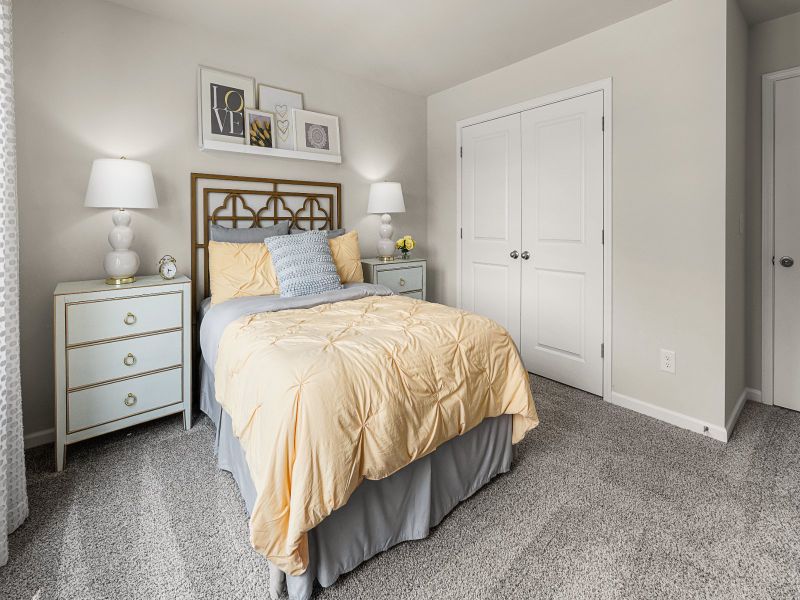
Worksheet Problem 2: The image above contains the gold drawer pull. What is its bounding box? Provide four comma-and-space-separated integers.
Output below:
123, 312, 137, 325
123, 353, 137, 367
399, 278, 406, 287
124, 393, 137, 407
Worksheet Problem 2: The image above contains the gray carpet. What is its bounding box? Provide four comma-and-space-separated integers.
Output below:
3, 377, 800, 599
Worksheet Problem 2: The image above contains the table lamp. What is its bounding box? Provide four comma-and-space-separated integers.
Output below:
367, 182, 405, 261
84, 158, 158, 284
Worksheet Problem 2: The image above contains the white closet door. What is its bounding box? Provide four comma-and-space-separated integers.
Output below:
520, 92, 604, 395
460, 114, 522, 346
774, 75, 800, 411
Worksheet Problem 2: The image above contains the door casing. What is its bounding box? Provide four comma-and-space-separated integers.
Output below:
761, 66, 800, 407
456, 78, 613, 402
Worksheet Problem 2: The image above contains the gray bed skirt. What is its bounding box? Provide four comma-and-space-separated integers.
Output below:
200, 361, 513, 600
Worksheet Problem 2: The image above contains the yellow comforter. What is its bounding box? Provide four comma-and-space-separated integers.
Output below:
215, 295, 538, 575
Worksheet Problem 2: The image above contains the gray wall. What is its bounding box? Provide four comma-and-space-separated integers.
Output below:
427, 0, 729, 427
745, 10, 800, 392
725, 0, 748, 422
14, 0, 428, 437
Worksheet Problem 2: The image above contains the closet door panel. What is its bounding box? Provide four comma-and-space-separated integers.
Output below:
536, 269, 584, 357
774, 75, 800, 411
520, 91, 604, 395
460, 114, 522, 346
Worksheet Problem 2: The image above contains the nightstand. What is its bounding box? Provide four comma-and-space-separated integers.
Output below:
361, 258, 426, 300
53, 275, 192, 471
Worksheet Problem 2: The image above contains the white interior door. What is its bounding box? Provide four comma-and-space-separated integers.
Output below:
519, 92, 604, 395
773, 74, 800, 411
460, 114, 522, 345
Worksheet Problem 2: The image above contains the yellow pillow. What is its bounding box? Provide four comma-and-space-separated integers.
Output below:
329, 230, 363, 283
208, 241, 279, 305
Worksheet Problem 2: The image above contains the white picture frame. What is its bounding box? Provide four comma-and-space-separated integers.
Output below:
198, 66, 256, 145
293, 109, 340, 156
258, 85, 303, 150
245, 109, 275, 148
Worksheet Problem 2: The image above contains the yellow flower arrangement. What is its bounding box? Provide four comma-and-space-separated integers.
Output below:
395, 235, 415, 257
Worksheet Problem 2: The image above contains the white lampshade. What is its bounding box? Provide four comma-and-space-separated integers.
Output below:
84, 158, 158, 209
367, 182, 405, 214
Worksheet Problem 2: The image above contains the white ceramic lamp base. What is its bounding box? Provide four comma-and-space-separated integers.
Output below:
376, 213, 396, 261
104, 209, 140, 285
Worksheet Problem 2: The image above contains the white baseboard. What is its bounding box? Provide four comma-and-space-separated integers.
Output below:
745, 387, 764, 404
725, 388, 748, 441
610, 391, 728, 442
24, 427, 54, 449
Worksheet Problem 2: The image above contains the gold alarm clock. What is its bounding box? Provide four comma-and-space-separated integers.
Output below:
158, 255, 177, 280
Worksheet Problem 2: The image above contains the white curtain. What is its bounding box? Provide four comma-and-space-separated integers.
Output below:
0, 0, 27, 567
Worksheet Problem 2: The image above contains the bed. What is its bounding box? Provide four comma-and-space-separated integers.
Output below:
190, 173, 539, 600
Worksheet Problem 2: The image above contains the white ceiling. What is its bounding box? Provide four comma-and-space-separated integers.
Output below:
738, 0, 800, 24
106, 0, 671, 95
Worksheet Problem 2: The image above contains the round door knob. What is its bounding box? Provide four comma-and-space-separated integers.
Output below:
123, 353, 137, 367
521, 251, 530, 260
123, 312, 137, 325
779, 256, 795, 268
399, 278, 406, 287
124, 393, 137, 407
510, 250, 519, 259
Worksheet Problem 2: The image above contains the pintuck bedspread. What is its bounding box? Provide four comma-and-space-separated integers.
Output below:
213, 293, 539, 575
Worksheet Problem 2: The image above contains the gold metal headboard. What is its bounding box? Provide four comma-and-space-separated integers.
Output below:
190, 173, 342, 315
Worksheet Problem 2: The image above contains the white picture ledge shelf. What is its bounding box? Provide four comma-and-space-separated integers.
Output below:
201, 140, 342, 164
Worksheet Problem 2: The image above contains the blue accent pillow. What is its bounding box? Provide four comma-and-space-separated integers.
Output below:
266, 230, 343, 297
209, 221, 289, 243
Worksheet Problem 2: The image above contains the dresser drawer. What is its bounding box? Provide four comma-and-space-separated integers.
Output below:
67, 368, 182, 433
67, 292, 182, 345
376, 266, 423, 294
67, 330, 182, 390
400, 290, 423, 300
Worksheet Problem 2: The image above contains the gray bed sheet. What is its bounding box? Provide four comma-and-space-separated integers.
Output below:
199, 287, 514, 600
199, 283, 396, 367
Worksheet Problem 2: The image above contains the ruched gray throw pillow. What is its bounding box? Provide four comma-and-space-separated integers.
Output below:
266, 230, 343, 298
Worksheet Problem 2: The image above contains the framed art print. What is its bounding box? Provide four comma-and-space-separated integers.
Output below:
198, 66, 256, 145
293, 109, 340, 156
245, 109, 274, 148
258, 85, 303, 150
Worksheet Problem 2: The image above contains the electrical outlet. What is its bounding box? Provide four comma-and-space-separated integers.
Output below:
660, 349, 676, 374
